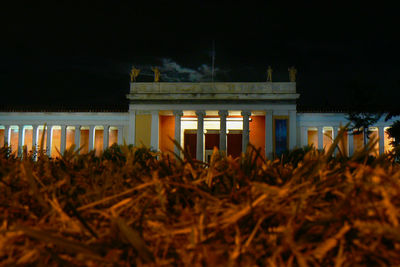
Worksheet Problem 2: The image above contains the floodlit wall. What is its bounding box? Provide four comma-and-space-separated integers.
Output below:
159, 115, 175, 156
298, 113, 398, 156
0, 110, 399, 158
135, 114, 152, 147
0, 112, 128, 157
249, 115, 265, 157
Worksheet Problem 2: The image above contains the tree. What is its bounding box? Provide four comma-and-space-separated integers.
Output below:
344, 79, 382, 148
346, 112, 382, 146
385, 112, 400, 147
386, 120, 400, 146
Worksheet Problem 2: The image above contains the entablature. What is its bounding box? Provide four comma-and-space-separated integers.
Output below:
127, 82, 299, 101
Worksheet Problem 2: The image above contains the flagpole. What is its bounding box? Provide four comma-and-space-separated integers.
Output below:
212, 40, 215, 82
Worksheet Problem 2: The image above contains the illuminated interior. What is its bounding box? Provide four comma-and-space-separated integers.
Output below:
384, 127, 394, 153
50, 126, 61, 158
10, 126, 19, 156
109, 127, 118, 147
94, 126, 104, 156
0, 128, 4, 147
80, 127, 89, 154
338, 130, 348, 156
66, 126, 75, 150
180, 113, 245, 159
368, 127, 379, 156
353, 130, 364, 152
23, 126, 33, 152
37, 126, 48, 152
323, 127, 333, 151
307, 128, 318, 148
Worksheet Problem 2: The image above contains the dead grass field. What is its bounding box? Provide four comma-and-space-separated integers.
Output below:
1, 137, 400, 266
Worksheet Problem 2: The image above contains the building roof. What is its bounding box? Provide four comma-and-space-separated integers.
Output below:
0, 104, 128, 113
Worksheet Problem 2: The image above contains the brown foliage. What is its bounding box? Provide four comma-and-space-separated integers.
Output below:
1, 143, 400, 266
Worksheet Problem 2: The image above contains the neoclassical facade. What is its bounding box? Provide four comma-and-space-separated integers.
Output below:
0, 82, 396, 159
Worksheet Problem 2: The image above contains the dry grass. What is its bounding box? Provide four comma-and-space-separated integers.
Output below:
1, 137, 400, 266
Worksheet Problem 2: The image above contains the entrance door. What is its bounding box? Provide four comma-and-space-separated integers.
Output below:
227, 130, 242, 158
184, 130, 196, 159
205, 131, 219, 162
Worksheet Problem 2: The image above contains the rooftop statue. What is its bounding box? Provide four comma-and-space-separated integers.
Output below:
130, 66, 140, 82
267, 66, 273, 82
152, 67, 160, 82
288, 66, 297, 82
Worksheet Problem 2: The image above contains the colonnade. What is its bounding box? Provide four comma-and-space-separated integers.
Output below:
148, 109, 297, 160
1, 124, 123, 157
299, 125, 391, 156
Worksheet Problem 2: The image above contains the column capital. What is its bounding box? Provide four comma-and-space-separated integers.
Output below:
265, 110, 273, 115
195, 110, 206, 118
173, 110, 183, 117
241, 110, 251, 117
151, 110, 159, 115
218, 110, 229, 117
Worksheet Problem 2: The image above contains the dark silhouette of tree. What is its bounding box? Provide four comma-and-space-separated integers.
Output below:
386, 120, 400, 147
346, 112, 382, 145
345, 80, 382, 146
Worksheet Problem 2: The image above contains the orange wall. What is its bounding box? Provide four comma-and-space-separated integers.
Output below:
354, 132, 364, 152
10, 128, 19, 156
51, 128, 61, 158
80, 129, 89, 154
308, 130, 318, 148
24, 129, 33, 152
109, 129, 118, 146
249, 115, 265, 157
338, 131, 348, 156
94, 129, 103, 156
66, 128, 75, 149
0, 129, 4, 147
159, 115, 175, 155
370, 130, 379, 156
37, 129, 47, 151
323, 129, 333, 151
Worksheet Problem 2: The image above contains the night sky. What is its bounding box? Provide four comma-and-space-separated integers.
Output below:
2, 2, 399, 110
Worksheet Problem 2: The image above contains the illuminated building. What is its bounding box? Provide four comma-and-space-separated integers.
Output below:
0, 81, 396, 158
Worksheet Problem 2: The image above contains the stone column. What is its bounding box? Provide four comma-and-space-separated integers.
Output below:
379, 126, 385, 155
3, 125, 9, 146
300, 127, 308, 147
117, 126, 123, 145
173, 110, 183, 156
265, 110, 273, 158
241, 111, 251, 153
75, 125, 81, 149
32, 125, 38, 153
289, 111, 297, 150
196, 111, 205, 161
88, 126, 95, 151
218, 110, 228, 152
60, 125, 66, 154
128, 110, 136, 145
46, 125, 52, 157
334, 126, 340, 155
318, 126, 323, 150
348, 131, 354, 156
151, 110, 159, 151
103, 125, 109, 150
18, 126, 24, 157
